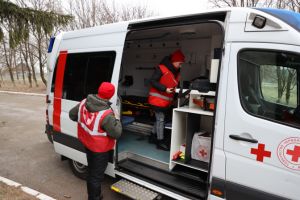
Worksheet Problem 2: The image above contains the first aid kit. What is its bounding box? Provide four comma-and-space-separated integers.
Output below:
191, 131, 211, 163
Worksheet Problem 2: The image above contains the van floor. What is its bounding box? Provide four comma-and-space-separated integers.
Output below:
117, 131, 170, 163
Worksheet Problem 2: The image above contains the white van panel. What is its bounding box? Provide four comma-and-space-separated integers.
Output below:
226, 152, 300, 198
60, 100, 78, 137
209, 43, 231, 182
211, 148, 226, 179
47, 32, 63, 73
226, 9, 300, 46
60, 23, 128, 52
53, 142, 115, 177
225, 42, 300, 199
63, 22, 128, 40
54, 142, 87, 165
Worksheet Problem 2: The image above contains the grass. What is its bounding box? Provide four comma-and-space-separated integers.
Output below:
262, 84, 297, 108
0, 182, 37, 200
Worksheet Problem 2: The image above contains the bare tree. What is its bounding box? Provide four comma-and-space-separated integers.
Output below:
209, 0, 300, 9
19, 42, 33, 88
16, 0, 68, 86
65, 0, 155, 29
2, 37, 15, 86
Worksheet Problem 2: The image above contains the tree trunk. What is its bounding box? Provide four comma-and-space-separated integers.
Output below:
276, 67, 284, 103
285, 71, 296, 105
2, 40, 15, 86
20, 44, 33, 88
0, 70, 2, 87
13, 50, 19, 81
37, 33, 47, 86
19, 51, 26, 84
0, 70, 3, 82
27, 42, 39, 87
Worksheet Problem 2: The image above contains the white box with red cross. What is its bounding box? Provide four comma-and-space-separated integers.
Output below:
191, 132, 211, 163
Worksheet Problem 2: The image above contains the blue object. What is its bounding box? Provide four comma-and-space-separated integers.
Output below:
47, 37, 55, 53
257, 8, 300, 32
122, 116, 135, 126
118, 131, 170, 163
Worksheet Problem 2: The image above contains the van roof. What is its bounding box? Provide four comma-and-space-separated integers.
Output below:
256, 8, 300, 32
61, 7, 299, 39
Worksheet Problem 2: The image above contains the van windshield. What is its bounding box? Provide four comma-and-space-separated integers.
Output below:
257, 8, 300, 32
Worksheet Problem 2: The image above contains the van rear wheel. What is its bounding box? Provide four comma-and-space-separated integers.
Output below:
68, 159, 87, 180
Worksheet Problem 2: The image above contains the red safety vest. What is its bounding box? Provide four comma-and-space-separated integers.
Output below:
148, 64, 180, 108
77, 99, 115, 153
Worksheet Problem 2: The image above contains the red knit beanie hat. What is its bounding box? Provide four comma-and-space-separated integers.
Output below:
97, 82, 115, 100
171, 49, 185, 63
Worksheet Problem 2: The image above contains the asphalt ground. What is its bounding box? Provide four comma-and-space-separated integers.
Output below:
0, 93, 129, 200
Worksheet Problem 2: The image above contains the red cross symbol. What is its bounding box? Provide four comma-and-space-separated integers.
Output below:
199, 149, 207, 157
251, 143, 271, 162
286, 145, 300, 162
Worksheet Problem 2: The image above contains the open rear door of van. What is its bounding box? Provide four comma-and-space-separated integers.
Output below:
48, 22, 129, 178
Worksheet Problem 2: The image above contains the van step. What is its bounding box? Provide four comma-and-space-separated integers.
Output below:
111, 179, 160, 200
117, 158, 207, 199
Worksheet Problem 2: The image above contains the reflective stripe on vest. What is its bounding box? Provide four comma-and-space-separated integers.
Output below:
148, 64, 180, 107
78, 99, 107, 137
148, 92, 173, 101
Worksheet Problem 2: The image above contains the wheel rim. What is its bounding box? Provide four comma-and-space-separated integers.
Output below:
72, 161, 86, 173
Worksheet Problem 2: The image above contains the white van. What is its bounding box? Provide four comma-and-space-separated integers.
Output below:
45, 7, 300, 200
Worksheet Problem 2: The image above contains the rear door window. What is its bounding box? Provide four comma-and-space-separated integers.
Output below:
62, 51, 116, 101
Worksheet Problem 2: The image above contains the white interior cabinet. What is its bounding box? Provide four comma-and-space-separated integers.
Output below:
169, 92, 214, 173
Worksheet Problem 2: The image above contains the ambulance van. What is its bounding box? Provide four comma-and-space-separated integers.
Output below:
45, 7, 300, 200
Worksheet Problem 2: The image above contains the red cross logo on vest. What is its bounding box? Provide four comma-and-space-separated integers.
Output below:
77, 99, 115, 153
251, 143, 271, 162
287, 145, 300, 162
83, 109, 96, 125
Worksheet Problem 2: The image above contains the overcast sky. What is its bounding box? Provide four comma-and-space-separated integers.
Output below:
116, 0, 210, 16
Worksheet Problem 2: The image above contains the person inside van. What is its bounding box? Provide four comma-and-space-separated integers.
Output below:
69, 82, 122, 200
148, 49, 185, 151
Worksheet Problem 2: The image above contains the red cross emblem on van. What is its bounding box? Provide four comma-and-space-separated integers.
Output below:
277, 137, 300, 170
251, 143, 271, 162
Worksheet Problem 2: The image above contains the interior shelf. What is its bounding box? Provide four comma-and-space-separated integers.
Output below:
170, 107, 213, 174
174, 107, 214, 116
175, 89, 216, 96
171, 159, 209, 172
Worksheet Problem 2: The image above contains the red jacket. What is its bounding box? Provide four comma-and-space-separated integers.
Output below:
148, 64, 180, 108
77, 99, 115, 152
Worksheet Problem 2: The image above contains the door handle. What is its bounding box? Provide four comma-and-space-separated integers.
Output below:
229, 135, 258, 143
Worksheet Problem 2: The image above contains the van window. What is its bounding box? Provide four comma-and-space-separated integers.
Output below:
62, 51, 116, 101
50, 61, 58, 93
238, 50, 300, 128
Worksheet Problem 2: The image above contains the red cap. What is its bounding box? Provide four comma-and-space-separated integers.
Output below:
97, 82, 115, 100
171, 49, 185, 63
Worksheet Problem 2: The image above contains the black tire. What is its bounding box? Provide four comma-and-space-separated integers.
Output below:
68, 159, 87, 180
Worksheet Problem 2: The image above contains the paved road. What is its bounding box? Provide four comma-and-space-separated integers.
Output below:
0, 93, 128, 200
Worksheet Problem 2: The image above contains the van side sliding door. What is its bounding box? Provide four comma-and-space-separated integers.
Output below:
224, 43, 300, 200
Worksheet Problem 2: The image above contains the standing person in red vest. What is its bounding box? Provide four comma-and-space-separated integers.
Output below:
69, 82, 122, 200
148, 49, 185, 151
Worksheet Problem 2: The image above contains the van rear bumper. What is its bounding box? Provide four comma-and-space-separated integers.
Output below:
45, 124, 52, 135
